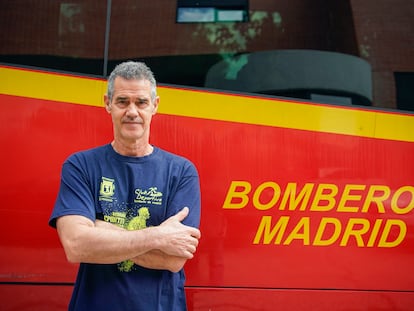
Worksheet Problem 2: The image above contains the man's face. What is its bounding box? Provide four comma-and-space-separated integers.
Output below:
105, 76, 159, 144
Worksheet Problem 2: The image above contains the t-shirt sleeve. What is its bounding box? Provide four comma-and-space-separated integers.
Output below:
49, 155, 97, 228
166, 161, 201, 229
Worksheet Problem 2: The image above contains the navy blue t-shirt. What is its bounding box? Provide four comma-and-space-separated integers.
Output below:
49, 144, 201, 311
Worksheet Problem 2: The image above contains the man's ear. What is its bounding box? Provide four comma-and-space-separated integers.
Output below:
152, 96, 160, 115
104, 95, 111, 113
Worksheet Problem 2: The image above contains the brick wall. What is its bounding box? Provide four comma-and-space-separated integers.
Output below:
1, 0, 412, 108
350, 0, 414, 108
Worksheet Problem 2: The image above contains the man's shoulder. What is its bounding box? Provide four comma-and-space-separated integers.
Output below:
154, 147, 198, 174
66, 144, 110, 163
155, 147, 191, 164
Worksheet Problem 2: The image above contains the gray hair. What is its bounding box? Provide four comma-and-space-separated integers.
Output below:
107, 61, 157, 101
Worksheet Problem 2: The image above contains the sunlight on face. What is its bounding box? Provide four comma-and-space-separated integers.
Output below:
106, 77, 159, 145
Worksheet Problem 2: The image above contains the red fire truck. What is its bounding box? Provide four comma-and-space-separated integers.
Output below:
0, 65, 413, 310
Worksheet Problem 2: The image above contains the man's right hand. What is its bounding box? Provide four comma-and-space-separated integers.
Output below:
156, 207, 201, 259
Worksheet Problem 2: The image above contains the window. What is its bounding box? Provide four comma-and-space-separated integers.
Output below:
0, 0, 107, 76
1, 0, 413, 111
395, 72, 414, 112
176, 0, 248, 23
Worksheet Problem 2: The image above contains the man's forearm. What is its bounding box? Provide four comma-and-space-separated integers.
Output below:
57, 216, 161, 264
95, 219, 188, 272
132, 250, 187, 272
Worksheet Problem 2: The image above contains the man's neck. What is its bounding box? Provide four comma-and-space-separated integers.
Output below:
111, 140, 153, 157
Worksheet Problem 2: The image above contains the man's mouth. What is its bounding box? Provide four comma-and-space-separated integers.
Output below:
122, 120, 143, 125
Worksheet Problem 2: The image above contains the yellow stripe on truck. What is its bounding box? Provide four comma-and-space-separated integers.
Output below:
0, 66, 105, 107
158, 86, 414, 143
1, 65, 413, 142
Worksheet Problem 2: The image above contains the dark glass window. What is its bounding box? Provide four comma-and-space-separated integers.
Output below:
1, 0, 412, 111
0, 0, 107, 76
395, 72, 414, 112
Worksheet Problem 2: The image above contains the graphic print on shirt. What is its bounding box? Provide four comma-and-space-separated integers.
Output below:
99, 177, 164, 272
99, 177, 115, 202
118, 207, 150, 272
134, 187, 163, 205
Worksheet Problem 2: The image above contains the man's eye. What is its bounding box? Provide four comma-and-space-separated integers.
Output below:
116, 100, 128, 107
136, 100, 149, 107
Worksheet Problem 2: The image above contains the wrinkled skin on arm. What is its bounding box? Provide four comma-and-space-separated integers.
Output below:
57, 207, 200, 272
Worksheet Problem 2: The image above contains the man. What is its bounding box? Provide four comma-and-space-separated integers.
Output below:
49, 61, 201, 310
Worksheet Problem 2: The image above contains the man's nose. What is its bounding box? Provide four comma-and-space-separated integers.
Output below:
126, 103, 139, 116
